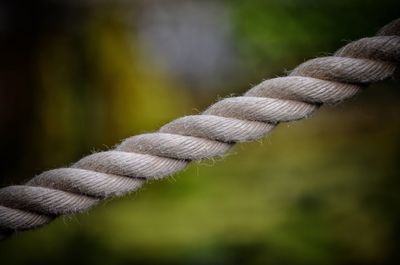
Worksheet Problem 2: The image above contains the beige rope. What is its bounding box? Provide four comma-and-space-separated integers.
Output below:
0, 18, 399, 239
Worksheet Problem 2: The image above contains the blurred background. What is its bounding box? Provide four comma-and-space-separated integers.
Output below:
0, 0, 399, 264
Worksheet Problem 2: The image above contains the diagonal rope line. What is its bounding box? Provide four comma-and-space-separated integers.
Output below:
0, 18, 399, 239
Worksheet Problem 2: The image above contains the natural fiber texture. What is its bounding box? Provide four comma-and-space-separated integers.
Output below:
1, 19, 399, 239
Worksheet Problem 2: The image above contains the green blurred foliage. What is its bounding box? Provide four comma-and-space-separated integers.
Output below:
1, 1, 399, 265
228, 0, 400, 81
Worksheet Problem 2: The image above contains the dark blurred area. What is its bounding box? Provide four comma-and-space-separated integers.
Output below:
0, 0, 399, 264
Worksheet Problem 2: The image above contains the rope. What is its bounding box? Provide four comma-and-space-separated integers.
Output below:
1, 18, 399, 239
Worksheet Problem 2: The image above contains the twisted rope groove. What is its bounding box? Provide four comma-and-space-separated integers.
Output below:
1, 19, 399, 238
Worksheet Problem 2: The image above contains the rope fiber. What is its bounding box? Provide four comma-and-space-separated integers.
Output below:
1, 18, 399, 239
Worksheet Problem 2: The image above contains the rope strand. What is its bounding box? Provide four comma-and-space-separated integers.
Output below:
1, 18, 399, 238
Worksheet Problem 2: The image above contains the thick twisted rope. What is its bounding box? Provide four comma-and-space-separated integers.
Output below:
1, 19, 399, 239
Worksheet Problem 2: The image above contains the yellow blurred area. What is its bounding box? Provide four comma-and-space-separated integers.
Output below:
34, 13, 192, 169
